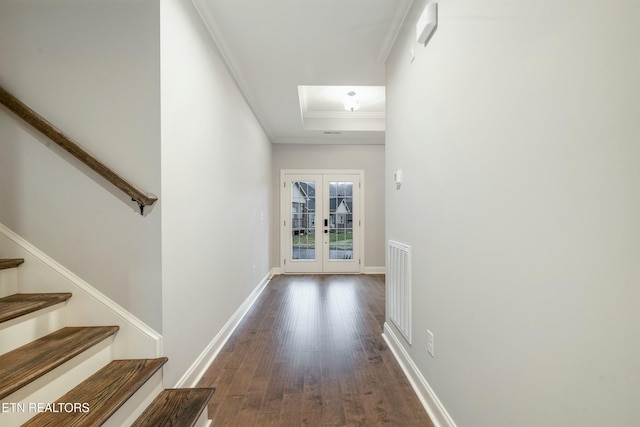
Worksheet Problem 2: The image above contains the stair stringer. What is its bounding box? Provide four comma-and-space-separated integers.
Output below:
0, 222, 161, 359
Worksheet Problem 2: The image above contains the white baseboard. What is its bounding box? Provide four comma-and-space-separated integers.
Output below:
270, 267, 282, 275
271, 266, 383, 275
174, 270, 274, 387
382, 322, 457, 427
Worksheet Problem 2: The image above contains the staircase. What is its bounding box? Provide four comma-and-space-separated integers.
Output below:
0, 259, 214, 426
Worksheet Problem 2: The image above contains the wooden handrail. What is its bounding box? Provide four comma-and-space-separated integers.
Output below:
0, 85, 157, 214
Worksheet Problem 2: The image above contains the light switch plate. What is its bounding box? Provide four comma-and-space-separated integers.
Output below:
394, 169, 403, 184
427, 329, 434, 357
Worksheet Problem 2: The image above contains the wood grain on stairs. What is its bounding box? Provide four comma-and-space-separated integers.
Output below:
0, 326, 119, 400
131, 388, 215, 427
0, 254, 213, 425
0, 293, 72, 324
0, 258, 24, 270
22, 357, 168, 427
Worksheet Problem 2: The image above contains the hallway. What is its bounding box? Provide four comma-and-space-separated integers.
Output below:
198, 275, 433, 426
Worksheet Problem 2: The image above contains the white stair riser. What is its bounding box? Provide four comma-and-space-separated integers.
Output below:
0, 268, 18, 298
0, 336, 114, 426
196, 408, 212, 427
0, 303, 67, 355
103, 370, 164, 427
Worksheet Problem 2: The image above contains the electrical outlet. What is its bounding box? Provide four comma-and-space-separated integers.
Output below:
427, 329, 434, 357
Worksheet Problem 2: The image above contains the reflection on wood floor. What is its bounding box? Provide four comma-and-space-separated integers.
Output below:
198, 274, 434, 427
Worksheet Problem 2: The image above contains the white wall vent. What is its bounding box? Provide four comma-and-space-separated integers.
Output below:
387, 240, 412, 344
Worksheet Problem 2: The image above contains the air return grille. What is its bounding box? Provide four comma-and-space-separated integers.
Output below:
387, 240, 411, 344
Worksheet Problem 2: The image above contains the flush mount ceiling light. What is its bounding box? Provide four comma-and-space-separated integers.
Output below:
297, 85, 385, 132
343, 91, 360, 112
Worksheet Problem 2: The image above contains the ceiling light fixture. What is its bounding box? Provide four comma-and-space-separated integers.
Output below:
344, 91, 360, 112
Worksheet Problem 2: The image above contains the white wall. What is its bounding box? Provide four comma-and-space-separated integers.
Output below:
0, 0, 162, 330
271, 143, 385, 270
160, 0, 272, 386
386, 1, 640, 426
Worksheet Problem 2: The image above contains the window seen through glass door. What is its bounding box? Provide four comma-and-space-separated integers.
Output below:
329, 181, 353, 260
291, 181, 316, 260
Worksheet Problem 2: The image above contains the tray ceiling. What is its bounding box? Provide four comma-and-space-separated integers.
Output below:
193, 0, 412, 144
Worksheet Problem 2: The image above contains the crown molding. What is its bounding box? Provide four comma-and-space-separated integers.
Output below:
191, 0, 274, 138
378, 0, 416, 64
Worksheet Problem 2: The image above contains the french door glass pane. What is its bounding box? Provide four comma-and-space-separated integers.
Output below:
329, 181, 353, 260
291, 181, 316, 260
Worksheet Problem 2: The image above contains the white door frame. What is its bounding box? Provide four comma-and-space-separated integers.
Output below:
280, 169, 365, 274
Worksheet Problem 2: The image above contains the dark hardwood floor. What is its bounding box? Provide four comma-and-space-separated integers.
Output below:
198, 274, 434, 427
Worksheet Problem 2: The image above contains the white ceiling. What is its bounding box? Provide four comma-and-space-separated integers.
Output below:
193, 0, 413, 144
298, 85, 385, 132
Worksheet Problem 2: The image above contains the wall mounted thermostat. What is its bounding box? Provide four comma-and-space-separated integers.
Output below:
417, 2, 438, 46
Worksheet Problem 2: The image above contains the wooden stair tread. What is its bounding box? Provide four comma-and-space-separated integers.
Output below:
0, 293, 72, 324
131, 388, 215, 427
0, 326, 119, 400
0, 258, 24, 270
22, 358, 168, 427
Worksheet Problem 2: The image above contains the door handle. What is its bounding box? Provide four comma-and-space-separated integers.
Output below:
324, 219, 328, 227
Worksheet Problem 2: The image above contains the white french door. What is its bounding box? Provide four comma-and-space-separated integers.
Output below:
281, 170, 362, 273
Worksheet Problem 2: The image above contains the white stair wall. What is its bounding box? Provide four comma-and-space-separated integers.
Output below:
0, 222, 161, 359
0, 224, 204, 426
